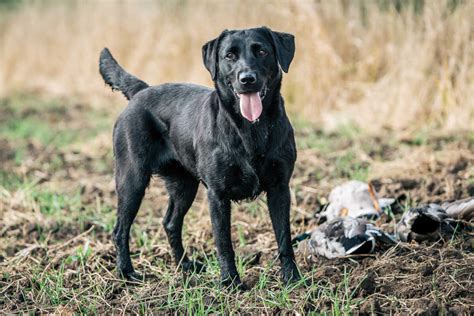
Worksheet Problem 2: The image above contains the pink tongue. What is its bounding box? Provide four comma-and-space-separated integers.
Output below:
239, 92, 262, 122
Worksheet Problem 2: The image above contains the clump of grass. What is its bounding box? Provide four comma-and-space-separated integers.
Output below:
0, 117, 78, 168
0, 96, 113, 171
334, 151, 369, 181
31, 190, 82, 215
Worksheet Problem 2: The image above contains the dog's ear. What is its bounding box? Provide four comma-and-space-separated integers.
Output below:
263, 27, 295, 73
202, 30, 228, 81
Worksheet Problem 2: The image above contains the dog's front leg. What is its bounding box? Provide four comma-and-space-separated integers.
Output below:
267, 184, 301, 283
207, 189, 246, 290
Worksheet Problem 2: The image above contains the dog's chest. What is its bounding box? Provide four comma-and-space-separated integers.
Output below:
195, 115, 290, 199
234, 123, 270, 158
209, 128, 279, 198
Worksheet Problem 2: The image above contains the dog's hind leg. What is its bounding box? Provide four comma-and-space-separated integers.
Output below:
162, 165, 203, 273
112, 109, 164, 281
113, 162, 151, 281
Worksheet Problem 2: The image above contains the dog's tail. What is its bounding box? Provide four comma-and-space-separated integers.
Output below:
99, 48, 149, 100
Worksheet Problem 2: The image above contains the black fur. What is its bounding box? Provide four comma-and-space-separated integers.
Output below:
99, 48, 149, 100
99, 27, 300, 288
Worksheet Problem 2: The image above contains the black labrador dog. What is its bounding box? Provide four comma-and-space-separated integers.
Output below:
99, 26, 301, 288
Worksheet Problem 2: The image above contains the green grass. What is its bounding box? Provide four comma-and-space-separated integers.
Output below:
31, 190, 82, 215
297, 132, 333, 152
0, 170, 26, 190
0, 95, 112, 168
0, 169, 116, 239
0, 93, 64, 112
30, 267, 67, 306
0, 116, 77, 148
334, 151, 369, 181
336, 123, 362, 141
127, 258, 363, 314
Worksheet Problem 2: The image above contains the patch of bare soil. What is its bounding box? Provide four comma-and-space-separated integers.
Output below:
298, 233, 473, 314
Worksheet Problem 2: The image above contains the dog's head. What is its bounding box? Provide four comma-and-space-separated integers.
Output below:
202, 27, 295, 123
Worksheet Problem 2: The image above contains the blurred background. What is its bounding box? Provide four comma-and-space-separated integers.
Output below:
1, 0, 472, 132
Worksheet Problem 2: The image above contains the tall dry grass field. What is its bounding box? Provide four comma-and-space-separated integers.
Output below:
0, 0, 473, 132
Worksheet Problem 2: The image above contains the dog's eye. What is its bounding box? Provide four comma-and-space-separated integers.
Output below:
225, 52, 236, 60
258, 49, 268, 57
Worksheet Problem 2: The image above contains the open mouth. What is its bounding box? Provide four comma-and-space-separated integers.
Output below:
233, 85, 267, 100
232, 85, 267, 123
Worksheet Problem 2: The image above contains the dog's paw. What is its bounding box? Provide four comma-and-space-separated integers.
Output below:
233, 281, 250, 291
280, 262, 302, 284
181, 260, 206, 274
220, 276, 249, 291
119, 270, 145, 283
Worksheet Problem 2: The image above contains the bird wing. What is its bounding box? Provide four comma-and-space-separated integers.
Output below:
424, 204, 448, 221
309, 229, 346, 259
442, 198, 474, 220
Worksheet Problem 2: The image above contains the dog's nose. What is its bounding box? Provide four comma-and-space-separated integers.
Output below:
239, 72, 257, 85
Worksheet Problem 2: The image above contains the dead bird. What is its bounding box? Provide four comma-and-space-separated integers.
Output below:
317, 180, 395, 222
297, 217, 396, 259
442, 197, 474, 221
396, 204, 448, 242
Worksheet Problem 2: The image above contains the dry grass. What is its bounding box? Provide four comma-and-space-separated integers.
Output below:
0, 0, 473, 132
0, 96, 473, 314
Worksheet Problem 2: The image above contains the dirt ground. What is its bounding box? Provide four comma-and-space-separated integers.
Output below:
0, 97, 473, 314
